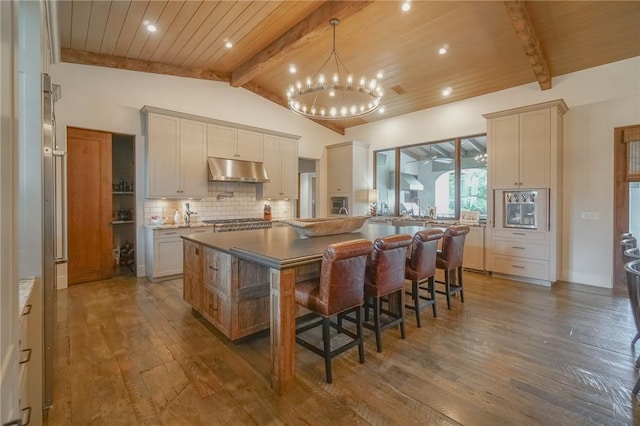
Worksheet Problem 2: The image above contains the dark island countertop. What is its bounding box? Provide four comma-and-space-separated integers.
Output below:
182, 223, 437, 270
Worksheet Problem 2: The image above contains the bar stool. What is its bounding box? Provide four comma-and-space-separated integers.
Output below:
295, 239, 373, 384
624, 259, 640, 394
624, 247, 640, 346
404, 229, 444, 327
435, 225, 470, 310
363, 234, 412, 352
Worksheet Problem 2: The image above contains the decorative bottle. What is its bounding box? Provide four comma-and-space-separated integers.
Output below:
263, 204, 272, 221
174, 209, 180, 225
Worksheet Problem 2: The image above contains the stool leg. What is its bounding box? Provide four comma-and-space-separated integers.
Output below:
458, 266, 464, 303
634, 376, 640, 395
356, 307, 365, 364
322, 317, 332, 384
398, 289, 406, 339
633, 331, 640, 346
445, 270, 452, 310
430, 276, 437, 318
374, 296, 382, 352
413, 281, 422, 328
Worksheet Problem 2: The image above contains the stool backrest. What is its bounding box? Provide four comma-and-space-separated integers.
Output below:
624, 259, 640, 334
440, 225, 470, 269
320, 239, 373, 314
368, 234, 412, 294
408, 229, 443, 280
622, 237, 637, 257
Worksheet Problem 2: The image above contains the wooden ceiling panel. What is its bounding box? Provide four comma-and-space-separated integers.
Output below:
83, 0, 111, 52
125, 0, 168, 58
69, 1, 92, 51
112, 0, 149, 57
133, 0, 185, 60
99, 0, 130, 55
56, 1, 640, 134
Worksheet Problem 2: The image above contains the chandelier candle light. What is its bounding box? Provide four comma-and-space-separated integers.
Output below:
286, 18, 383, 120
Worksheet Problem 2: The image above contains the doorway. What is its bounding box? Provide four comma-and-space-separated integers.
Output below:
613, 124, 640, 288
298, 158, 316, 218
67, 127, 136, 284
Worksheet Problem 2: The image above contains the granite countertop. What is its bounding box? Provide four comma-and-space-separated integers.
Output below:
182, 223, 428, 270
19, 277, 36, 315
144, 222, 213, 230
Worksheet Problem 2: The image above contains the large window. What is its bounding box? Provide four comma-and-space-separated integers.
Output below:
374, 135, 487, 220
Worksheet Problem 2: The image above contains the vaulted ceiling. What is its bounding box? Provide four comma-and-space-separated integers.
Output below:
57, 1, 640, 134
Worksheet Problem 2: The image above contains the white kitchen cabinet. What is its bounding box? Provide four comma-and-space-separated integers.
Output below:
326, 141, 370, 215
142, 108, 208, 198
207, 124, 263, 162
485, 100, 567, 285
262, 134, 298, 199
145, 227, 210, 281
463, 226, 485, 271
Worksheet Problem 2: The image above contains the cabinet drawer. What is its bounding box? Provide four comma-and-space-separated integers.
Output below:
154, 229, 182, 240
493, 238, 549, 260
492, 228, 547, 241
203, 247, 232, 293
493, 256, 549, 281
202, 288, 231, 334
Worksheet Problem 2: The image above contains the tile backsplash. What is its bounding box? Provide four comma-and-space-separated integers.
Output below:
143, 182, 294, 224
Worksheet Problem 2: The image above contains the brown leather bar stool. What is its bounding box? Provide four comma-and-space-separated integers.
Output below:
624, 247, 640, 346
363, 234, 412, 352
295, 239, 373, 384
404, 229, 444, 328
624, 259, 640, 394
435, 225, 470, 310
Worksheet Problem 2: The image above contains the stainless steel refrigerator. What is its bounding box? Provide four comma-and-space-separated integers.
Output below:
42, 73, 66, 408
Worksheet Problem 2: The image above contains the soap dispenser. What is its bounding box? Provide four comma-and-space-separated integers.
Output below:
173, 209, 180, 225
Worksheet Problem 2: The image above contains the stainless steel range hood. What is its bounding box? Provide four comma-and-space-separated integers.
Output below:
207, 157, 270, 183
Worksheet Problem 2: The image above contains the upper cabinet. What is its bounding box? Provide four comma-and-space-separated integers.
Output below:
142, 108, 208, 198
262, 134, 298, 199
207, 124, 263, 162
486, 100, 568, 189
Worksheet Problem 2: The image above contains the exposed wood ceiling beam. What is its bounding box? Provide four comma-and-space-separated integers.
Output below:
431, 145, 449, 158
466, 137, 485, 153
231, 1, 374, 88
61, 49, 230, 82
503, 1, 552, 90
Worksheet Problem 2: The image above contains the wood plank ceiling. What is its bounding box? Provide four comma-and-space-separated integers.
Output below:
57, 1, 640, 135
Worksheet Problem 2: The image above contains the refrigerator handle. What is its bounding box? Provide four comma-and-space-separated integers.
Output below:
53, 144, 68, 265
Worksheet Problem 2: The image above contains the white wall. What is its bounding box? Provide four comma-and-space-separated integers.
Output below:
50, 62, 345, 281
51, 57, 640, 288
346, 57, 640, 287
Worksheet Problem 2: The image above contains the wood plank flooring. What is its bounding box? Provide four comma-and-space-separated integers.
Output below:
45, 272, 640, 425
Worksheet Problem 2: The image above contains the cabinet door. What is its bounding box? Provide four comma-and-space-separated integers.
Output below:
182, 240, 202, 307
154, 234, 183, 276
147, 113, 180, 197
180, 119, 208, 197
463, 227, 484, 271
520, 108, 551, 188
236, 129, 263, 162
280, 137, 298, 198
262, 134, 282, 199
203, 248, 232, 333
490, 114, 520, 189
327, 145, 353, 193
207, 124, 237, 159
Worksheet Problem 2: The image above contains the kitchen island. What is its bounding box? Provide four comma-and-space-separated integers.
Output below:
181, 222, 426, 394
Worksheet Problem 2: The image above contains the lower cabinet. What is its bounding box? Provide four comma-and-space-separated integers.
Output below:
463, 226, 485, 271
145, 227, 211, 281
491, 228, 550, 282
184, 243, 271, 340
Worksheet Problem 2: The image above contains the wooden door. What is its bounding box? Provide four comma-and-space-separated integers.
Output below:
67, 127, 113, 284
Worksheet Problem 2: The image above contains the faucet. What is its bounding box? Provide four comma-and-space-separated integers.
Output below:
338, 207, 348, 215
184, 202, 197, 225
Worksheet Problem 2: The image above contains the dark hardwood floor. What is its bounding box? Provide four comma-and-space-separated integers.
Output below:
45, 271, 640, 425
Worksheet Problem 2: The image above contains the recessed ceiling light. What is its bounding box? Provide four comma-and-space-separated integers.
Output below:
289, 64, 297, 74
143, 21, 156, 32
376, 71, 384, 79
438, 46, 447, 55
225, 40, 233, 49
379, 106, 386, 114
442, 87, 452, 97
401, 1, 411, 12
